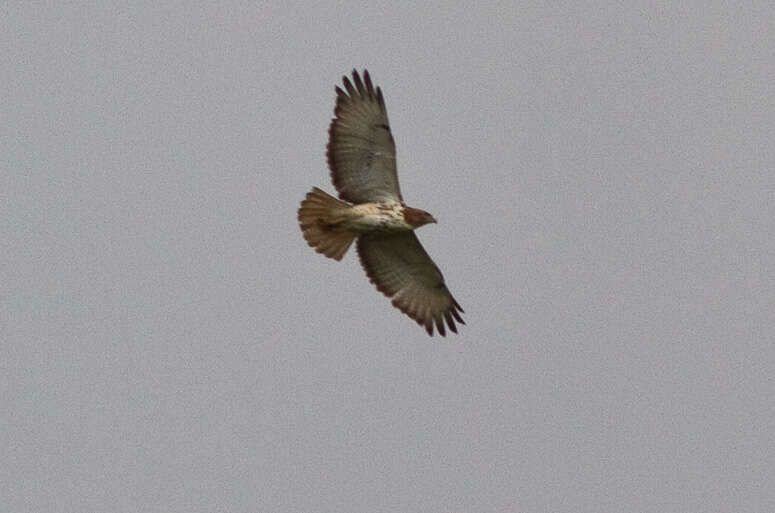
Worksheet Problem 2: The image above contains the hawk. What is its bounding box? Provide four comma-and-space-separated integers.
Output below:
298, 70, 464, 336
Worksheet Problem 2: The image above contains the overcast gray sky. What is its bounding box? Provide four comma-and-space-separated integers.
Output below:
2, 2, 774, 512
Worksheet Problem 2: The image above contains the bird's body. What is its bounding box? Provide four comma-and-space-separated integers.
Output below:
313, 194, 433, 233
298, 70, 464, 336
346, 203, 414, 231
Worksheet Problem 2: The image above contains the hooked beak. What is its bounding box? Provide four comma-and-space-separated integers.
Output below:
429, 215, 437, 224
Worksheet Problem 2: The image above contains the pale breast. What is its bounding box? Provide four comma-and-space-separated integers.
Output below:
345, 202, 412, 232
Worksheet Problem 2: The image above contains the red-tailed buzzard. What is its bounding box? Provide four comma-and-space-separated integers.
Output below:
298, 70, 464, 336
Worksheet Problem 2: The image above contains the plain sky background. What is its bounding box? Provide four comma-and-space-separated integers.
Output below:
2, 2, 774, 512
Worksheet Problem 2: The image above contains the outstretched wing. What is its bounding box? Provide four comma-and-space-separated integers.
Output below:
357, 232, 464, 336
327, 70, 402, 203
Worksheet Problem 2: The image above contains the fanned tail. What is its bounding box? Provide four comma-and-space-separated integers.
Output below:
298, 187, 356, 261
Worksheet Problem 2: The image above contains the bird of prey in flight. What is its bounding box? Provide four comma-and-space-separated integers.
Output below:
298, 69, 464, 336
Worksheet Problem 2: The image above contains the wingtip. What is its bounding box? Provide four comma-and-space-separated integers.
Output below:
435, 317, 446, 337
444, 311, 458, 334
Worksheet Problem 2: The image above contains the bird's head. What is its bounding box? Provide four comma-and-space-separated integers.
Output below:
404, 207, 437, 228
